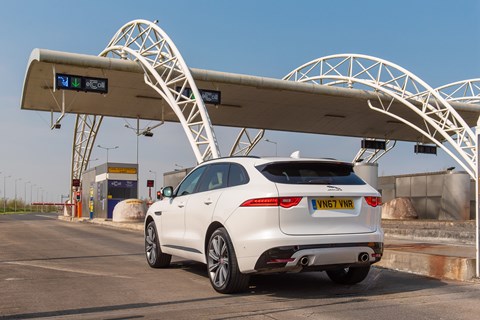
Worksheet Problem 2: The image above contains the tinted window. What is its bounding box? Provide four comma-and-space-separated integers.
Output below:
257, 161, 365, 185
228, 163, 249, 187
176, 166, 207, 196
197, 164, 230, 192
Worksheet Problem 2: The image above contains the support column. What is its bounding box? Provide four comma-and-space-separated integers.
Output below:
476, 118, 480, 278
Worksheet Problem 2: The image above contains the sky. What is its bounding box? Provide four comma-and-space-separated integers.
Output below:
0, 0, 479, 202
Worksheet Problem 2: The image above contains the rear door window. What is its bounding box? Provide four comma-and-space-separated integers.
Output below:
257, 161, 365, 185
228, 163, 249, 187
197, 164, 230, 192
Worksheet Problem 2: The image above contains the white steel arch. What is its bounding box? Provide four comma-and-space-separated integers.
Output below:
70, 19, 221, 191
352, 79, 480, 164
71, 115, 103, 181
100, 19, 220, 163
433, 79, 480, 104
284, 54, 477, 179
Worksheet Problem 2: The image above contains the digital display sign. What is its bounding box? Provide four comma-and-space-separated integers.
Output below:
56, 73, 108, 94
361, 140, 386, 150
176, 87, 221, 105
414, 145, 437, 155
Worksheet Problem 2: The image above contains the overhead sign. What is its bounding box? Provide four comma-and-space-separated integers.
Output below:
415, 144, 437, 155
56, 73, 108, 94
361, 140, 386, 150
108, 167, 137, 174
176, 87, 221, 105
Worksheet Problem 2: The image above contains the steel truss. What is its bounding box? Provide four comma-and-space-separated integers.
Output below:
71, 115, 103, 182
432, 79, 480, 104
100, 19, 220, 163
70, 19, 220, 191
284, 54, 477, 179
229, 128, 265, 156
352, 79, 480, 164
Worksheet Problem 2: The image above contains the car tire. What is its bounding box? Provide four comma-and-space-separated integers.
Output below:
145, 220, 171, 268
207, 228, 250, 294
326, 265, 370, 285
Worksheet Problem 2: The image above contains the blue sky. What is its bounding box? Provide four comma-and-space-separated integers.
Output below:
0, 0, 479, 201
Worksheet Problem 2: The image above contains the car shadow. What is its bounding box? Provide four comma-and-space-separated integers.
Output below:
175, 260, 449, 299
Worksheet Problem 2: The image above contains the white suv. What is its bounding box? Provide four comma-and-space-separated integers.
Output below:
145, 157, 383, 293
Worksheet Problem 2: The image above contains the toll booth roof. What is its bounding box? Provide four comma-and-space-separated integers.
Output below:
21, 49, 480, 142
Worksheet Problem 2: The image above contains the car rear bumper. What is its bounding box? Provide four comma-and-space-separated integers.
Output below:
233, 230, 384, 273
253, 242, 383, 273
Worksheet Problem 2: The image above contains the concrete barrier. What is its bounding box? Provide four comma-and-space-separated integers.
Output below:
382, 197, 418, 219
112, 199, 146, 222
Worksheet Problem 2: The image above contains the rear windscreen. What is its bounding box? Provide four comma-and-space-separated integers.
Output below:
257, 162, 366, 185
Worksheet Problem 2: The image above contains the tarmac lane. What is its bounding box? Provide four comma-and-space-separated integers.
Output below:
1, 213, 480, 320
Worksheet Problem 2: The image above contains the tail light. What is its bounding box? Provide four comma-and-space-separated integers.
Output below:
241, 197, 302, 208
364, 196, 382, 207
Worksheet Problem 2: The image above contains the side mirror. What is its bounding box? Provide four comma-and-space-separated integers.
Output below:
162, 186, 174, 198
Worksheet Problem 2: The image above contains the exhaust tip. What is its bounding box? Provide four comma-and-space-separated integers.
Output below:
299, 256, 309, 266
358, 252, 369, 263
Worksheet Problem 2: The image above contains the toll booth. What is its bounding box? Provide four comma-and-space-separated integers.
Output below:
81, 163, 138, 219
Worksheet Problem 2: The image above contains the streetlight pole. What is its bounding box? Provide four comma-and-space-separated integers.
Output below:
97, 145, 119, 164
14, 178, 22, 212
124, 118, 141, 198
265, 139, 278, 156
37, 187, 42, 212
40, 188, 44, 212
3, 175, 10, 213
31, 184, 36, 212
24, 181, 30, 212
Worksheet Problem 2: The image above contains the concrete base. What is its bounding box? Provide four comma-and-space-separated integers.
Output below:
382, 219, 475, 245
378, 240, 476, 282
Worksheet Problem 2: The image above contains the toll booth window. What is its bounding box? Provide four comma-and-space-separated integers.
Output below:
109, 186, 137, 199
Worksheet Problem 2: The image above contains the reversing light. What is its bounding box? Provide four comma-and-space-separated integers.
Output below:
278, 197, 302, 208
364, 196, 382, 207
240, 197, 302, 208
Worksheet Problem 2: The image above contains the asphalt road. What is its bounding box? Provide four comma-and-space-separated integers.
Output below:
1, 213, 479, 320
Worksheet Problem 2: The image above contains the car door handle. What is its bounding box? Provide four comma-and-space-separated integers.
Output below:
204, 198, 213, 205
177, 202, 185, 208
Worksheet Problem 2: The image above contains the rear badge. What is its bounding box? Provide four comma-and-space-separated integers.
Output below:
327, 185, 342, 191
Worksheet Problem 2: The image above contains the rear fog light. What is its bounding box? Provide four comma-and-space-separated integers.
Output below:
267, 258, 295, 264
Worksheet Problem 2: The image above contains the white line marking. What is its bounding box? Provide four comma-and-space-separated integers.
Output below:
6, 261, 132, 279
35, 215, 57, 219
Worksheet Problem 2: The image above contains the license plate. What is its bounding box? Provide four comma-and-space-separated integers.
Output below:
311, 198, 354, 210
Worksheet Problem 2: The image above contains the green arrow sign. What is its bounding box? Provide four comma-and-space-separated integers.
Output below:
71, 77, 81, 89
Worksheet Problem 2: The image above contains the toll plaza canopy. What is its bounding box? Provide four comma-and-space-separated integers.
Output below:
21, 49, 480, 142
